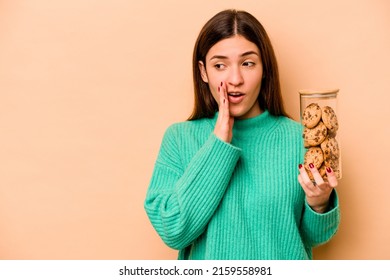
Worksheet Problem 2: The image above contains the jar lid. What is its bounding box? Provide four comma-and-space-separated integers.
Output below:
299, 88, 339, 97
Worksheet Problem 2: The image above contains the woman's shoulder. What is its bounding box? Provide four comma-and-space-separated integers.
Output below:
164, 117, 214, 138
169, 116, 213, 129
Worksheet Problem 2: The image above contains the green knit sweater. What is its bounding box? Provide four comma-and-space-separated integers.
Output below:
144, 110, 340, 260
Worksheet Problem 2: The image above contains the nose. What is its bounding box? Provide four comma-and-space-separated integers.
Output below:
227, 66, 244, 87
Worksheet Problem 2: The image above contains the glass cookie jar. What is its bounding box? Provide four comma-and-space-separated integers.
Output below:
299, 89, 342, 180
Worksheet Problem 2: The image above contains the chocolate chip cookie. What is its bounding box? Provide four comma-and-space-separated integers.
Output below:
320, 136, 340, 160
303, 121, 327, 146
321, 106, 339, 134
302, 103, 322, 129
304, 146, 324, 170
307, 163, 327, 181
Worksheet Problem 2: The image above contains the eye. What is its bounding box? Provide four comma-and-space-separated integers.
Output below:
214, 63, 226, 70
242, 61, 255, 67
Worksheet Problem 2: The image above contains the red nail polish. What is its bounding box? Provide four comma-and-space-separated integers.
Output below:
218, 86, 220, 92
326, 167, 332, 173
298, 164, 302, 169
221, 81, 223, 86
309, 163, 314, 169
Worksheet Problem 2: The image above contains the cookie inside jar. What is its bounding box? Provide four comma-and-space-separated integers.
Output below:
299, 89, 342, 180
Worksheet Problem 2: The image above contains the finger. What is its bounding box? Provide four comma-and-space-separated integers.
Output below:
297, 173, 305, 188
308, 163, 325, 186
298, 164, 312, 186
221, 81, 229, 111
298, 173, 317, 197
325, 166, 338, 188
298, 164, 321, 194
222, 81, 228, 101
216, 84, 226, 125
218, 83, 225, 107
220, 82, 230, 120
214, 82, 233, 143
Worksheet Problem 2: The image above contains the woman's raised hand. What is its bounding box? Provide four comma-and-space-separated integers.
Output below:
214, 82, 234, 143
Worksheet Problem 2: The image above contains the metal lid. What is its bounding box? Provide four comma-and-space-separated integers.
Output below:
299, 88, 339, 98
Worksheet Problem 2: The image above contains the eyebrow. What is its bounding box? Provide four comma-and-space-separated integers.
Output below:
209, 51, 259, 61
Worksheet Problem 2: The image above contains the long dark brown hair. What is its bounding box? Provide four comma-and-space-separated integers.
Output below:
188, 9, 289, 120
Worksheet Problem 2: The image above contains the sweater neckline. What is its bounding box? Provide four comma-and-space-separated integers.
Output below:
211, 110, 279, 135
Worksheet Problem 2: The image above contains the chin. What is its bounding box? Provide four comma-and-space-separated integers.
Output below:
230, 102, 261, 119
230, 109, 249, 119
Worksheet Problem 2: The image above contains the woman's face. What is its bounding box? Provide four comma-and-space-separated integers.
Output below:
199, 35, 263, 119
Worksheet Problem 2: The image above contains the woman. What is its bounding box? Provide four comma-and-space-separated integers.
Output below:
144, 9, 340, 260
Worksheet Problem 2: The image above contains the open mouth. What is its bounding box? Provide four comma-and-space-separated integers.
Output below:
227, 93, 245, 104
228, 93, 244, 97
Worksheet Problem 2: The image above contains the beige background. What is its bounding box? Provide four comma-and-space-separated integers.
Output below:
0, 0, 389, 259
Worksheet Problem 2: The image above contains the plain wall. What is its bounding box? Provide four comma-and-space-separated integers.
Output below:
0, 0, 389, 259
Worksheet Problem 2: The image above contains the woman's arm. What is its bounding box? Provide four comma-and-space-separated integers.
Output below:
144, 125, 241, 250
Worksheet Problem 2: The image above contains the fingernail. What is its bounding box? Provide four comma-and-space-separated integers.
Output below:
218, 86, 220, 92
298, 164, 303, 169
221, 81, 223, 86
326, 167, 332, 173
309, 163, 314, 169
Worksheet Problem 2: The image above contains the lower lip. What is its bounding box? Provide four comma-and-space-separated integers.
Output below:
228, 95, 245, 104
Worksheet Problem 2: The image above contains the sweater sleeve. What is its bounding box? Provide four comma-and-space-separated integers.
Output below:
300, 189, 340, 247
144, 125, 241, 250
